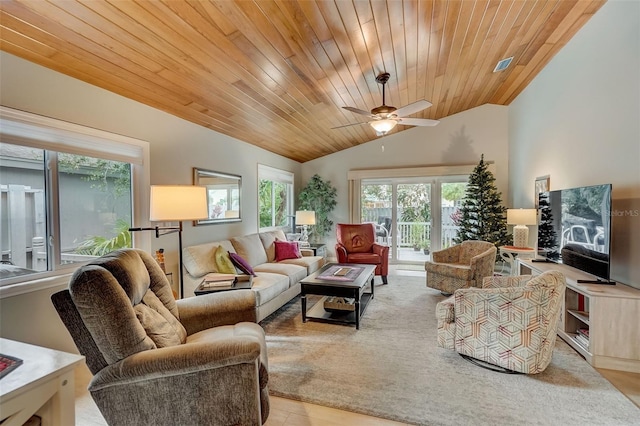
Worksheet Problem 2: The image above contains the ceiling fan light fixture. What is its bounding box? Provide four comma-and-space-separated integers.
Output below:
370, 119, 397, 135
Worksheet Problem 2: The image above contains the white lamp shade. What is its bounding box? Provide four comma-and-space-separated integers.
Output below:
149, 185, 208, 221
369, 119, 398, 134
295, 210, 316, 225
506, 209, 537, 225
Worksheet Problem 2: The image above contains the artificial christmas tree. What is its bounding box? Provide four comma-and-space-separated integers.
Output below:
454, 154, 511, 250
537, 192, 559, 260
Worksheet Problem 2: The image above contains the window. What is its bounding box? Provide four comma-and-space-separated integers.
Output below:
258, 164, 294, 231
0, 107, 149, 289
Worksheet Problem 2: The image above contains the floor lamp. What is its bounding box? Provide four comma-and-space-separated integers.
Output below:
130, 185, 208, 298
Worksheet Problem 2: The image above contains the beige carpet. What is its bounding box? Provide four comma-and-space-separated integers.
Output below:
261, 274, 640, 426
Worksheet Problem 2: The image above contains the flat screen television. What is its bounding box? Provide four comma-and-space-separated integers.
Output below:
536, 184, 613, 284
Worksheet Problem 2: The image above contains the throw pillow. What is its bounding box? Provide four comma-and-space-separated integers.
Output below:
229, 252, 257, 276
274, 240, 302, 262
214, 246, 237, 274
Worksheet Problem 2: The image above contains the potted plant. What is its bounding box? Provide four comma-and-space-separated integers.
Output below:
421, 240, 431, 255
297, 174, 337, 243
411, 224, 425, 251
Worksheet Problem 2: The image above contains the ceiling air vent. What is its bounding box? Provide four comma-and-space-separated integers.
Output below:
493, 56, 513, 73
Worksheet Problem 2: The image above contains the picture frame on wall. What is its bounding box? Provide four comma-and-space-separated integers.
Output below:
534, 175, 550, 209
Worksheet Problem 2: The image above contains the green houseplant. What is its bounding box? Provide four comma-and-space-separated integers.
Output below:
297, 174, 337, 243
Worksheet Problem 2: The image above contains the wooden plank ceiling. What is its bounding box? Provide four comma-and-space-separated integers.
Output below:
0, 0, 605, 163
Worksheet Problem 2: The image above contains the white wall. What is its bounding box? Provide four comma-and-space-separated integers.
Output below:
508, 0, 640, 289
303, 104, 510, 254
0, 52, 301, 351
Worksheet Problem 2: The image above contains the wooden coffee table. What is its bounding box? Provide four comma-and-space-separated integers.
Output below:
300, 263, 376, 330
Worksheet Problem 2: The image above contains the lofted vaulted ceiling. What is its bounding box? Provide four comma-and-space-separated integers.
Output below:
0, 0, 605, 162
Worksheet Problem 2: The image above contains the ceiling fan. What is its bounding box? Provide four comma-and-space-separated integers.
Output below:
335, 72, 440, 135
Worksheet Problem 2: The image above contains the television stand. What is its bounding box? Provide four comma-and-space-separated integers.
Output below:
518, 259, 640, 373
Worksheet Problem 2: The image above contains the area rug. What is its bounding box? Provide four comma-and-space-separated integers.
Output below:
261, 273, 640, 425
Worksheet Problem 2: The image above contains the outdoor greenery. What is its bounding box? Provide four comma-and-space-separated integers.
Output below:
298, 174, 337, 242
62, 154, 133, 255
75, 219, 132, 256
398, 183, 430, 222
259, 179, 288, 228
454, 154, 510, 250
442, 183, 466, 204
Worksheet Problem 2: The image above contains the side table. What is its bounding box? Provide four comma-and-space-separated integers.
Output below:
194, 274, 253, 295
499, 246, 535, 276
0, 338, 84, 426
305, 243, 326, 258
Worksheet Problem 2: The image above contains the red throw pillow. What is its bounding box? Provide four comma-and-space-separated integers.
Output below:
229, 252, 257, 277
274, 240, 302, 262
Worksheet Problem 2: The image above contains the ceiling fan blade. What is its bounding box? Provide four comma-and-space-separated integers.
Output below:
343, 106, 376, 118
396, 117, 440, 127
393, 100, 432, 118
331, 121, 368, 130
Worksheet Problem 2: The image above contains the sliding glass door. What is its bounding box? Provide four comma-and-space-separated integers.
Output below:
397, 182, 431, 262
360, 177, 467, 264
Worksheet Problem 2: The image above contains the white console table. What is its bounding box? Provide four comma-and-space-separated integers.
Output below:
518, 260, 640, 373
0, 339, 84, 426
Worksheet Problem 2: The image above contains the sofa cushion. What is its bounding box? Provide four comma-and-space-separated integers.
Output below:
279, 256, 324, 275
347, 252, 382, 265
142, 289, 186, 343
427, 262, 473, 281
274, 240, 302, 261
248, 272, 290, 306
134, 301, 181, 348
229, 252, 257, 276
215, 246, 237, 274
231, 234, 268, 267
259, 230, 287, 263
254, 263, 307, 287
182, 240, 236, 278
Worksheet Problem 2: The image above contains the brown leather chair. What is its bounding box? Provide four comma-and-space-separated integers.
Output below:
335, 223, 389, 284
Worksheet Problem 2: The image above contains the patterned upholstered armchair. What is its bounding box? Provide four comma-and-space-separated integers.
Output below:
436, 271, 566, 374
52, 248, 269, 425
336, 223, 389, 284
425, 240, 496, 295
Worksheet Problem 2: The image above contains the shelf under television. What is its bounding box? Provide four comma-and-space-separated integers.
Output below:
567, 309, 590, 325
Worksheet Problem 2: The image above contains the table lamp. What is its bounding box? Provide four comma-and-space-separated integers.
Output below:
295, 210, 316, 247
506, 208, 537, 248
130, 185, 208, 298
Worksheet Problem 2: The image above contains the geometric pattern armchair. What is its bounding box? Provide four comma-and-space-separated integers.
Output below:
336, 223, 389, 284
436, 271, 566, 374
51, 248, 269, 425
426, 240, 497, 295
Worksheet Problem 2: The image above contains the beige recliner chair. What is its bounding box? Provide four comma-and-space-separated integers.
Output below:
425, 240, 496, 295
436, 271, 566, 374
51, 248, 269, 425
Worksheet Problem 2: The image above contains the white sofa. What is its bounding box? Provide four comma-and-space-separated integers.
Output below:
182, 229, 324, 322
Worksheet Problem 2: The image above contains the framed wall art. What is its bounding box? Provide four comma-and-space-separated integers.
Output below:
534, 175, 550, 209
